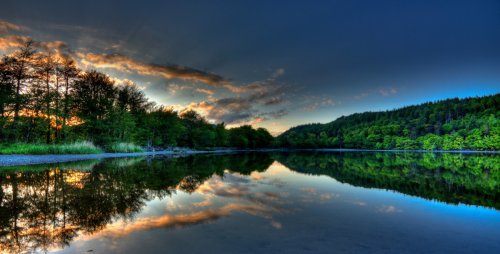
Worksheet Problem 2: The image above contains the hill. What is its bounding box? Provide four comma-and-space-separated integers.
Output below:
276, 94, 499, 150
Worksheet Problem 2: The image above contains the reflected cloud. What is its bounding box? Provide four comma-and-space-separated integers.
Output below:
300, 187, 339, 203
301, 187, 317, 194
377, 205, 402, 213
78, 202, 280, 241
320, 193, 339, 202
270, 221, 282, 229
350, 201, 367, 206
78, 170, 290, 241
250, 172, 265, 181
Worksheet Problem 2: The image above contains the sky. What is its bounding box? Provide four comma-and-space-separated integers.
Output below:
0, 0, 499, 135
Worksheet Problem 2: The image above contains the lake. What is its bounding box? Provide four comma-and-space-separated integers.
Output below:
0, 152, 499, 253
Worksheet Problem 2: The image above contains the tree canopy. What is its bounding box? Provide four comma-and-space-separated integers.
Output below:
276, 94, 499, 151
0, 40, 274, 149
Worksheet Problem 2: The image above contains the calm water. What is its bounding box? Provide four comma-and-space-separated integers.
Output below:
0, 152, 499, 253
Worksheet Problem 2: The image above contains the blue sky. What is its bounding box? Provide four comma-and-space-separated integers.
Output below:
1, 0, 499, 134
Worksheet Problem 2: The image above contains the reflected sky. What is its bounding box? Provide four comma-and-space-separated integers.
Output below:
1, 153, 500, 253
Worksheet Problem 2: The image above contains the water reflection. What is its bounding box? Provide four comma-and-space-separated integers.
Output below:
275, 152, 500, 209
0, 152, 498, 253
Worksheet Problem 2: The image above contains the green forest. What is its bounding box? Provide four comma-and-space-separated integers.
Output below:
0, 40, 273, 151
276, 94, 499, 151
1, 40, 499, 153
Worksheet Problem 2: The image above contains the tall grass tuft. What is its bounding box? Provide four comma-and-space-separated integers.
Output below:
54, 141, 103, 154
107, 142, 144, 153
0, 141, 103, 155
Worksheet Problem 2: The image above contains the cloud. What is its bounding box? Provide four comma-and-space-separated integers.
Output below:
271, 221, 282, 229
185, 97, 289, 125
379, 87, 397, 96
302, 96, 337, 112
77, 203, 279, 240
166, 83, 216, 101
78, 52, 234, 87
194, 88, 215, 96
36, 40, 68, 51
167, 83, 192, 95
0, 20, 26, 34
0, 35, 71, 63
0, 35, 68, 51
353, 92, 369, 100
176, 69, 291, 125
0, 35, 29, 50
353, 87, 398, 100
350, 200, 367, 206
111, 77, 146, 90
259, 109, 288, 119
377, 205, 401, 213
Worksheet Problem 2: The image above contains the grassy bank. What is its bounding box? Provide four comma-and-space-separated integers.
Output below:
107, 142, 144, 153
0, 141, 103, 155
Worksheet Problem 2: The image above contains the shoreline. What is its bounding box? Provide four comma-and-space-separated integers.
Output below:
0, 148, 498, 167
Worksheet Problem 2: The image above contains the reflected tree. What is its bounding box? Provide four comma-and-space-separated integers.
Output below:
0, 153, 273, 253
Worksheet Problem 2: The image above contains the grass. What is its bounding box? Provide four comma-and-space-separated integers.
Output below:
107, 142, 144, 153
0, 159, 100, 172
0, 141, 103, 155
0, 141, 145, 155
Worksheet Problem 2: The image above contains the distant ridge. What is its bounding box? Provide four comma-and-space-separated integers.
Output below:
276, 93, 499, 151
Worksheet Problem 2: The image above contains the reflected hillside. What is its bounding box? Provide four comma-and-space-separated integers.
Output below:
1, 152, 499, 253
273, 152, 500, 209
0, 154, 274, 253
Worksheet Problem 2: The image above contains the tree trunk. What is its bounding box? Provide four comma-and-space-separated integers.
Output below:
46, 72, 51, 144
62, 76, 69, 140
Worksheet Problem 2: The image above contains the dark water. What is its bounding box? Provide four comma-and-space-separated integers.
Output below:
0, 152, 499, 253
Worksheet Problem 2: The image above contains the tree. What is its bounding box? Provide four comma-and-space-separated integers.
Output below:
277, 94, 499, 151
72, 70, 116, 144
0, 57, 15, 139
34, 52, 56, 143
116, 83, 151, 115
58, 58, 79, 140
10, 40, 36, 140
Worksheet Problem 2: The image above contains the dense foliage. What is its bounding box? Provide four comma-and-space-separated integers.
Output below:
275, 152, 500, 208
0, 40, 273, 149
277, 94, 499, 150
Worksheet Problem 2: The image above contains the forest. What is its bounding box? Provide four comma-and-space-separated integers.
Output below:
1, 40, 499, 153
0, 40, 273, 151
276, 94, 499, 151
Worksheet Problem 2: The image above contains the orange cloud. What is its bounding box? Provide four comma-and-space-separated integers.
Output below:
78, 52, 232, 86
76, 202, 280, 241
194, 88, 215, 96
78, 172, 289, 241
0, 35, 70, 63
0, 35, 30, 50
